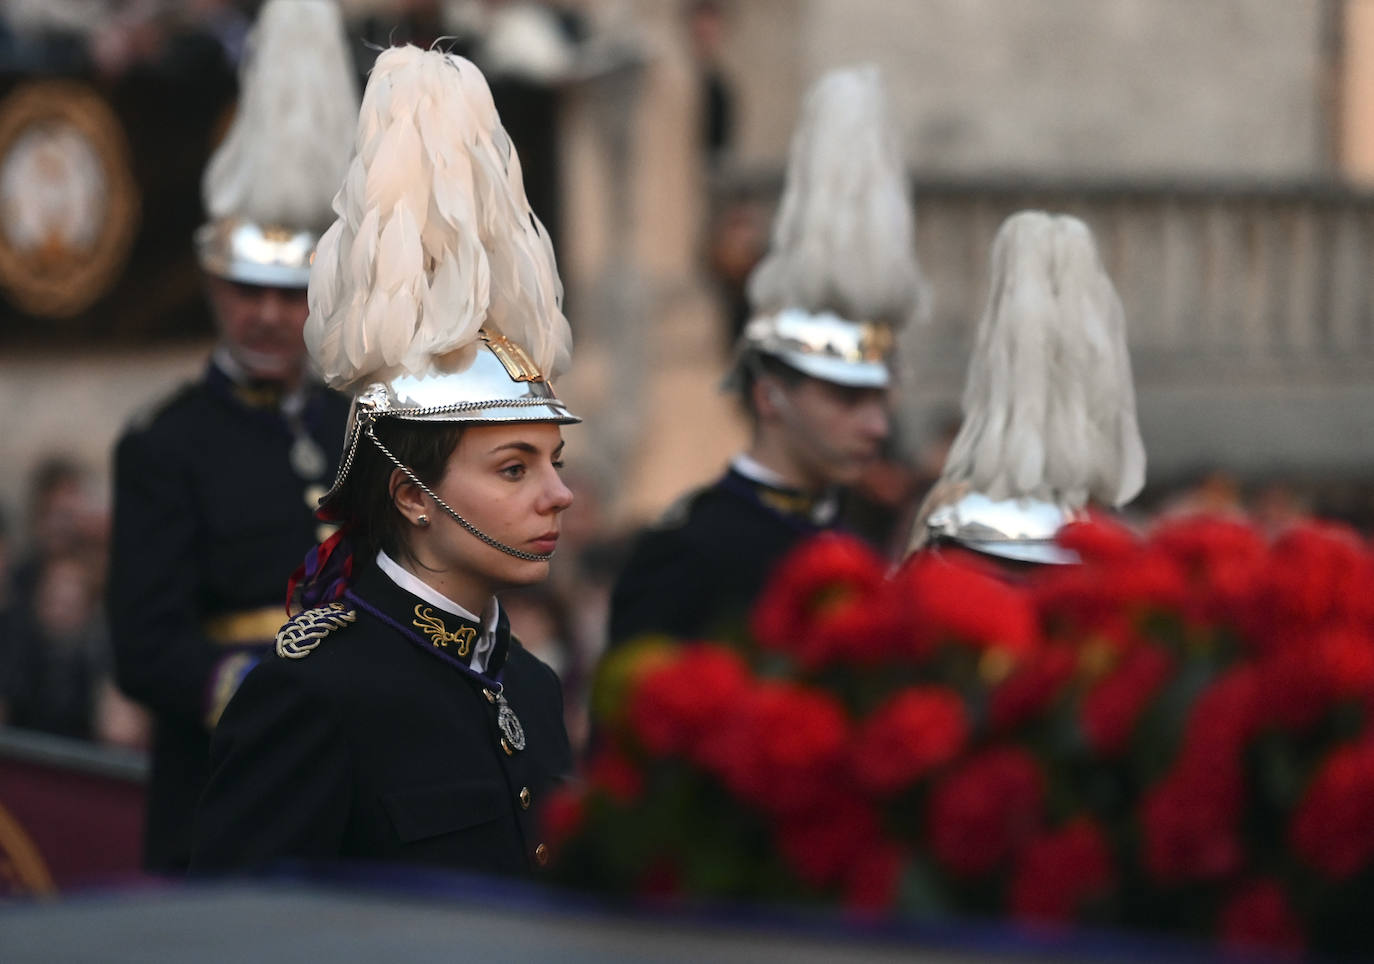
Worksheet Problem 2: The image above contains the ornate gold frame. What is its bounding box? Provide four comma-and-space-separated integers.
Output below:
0, 80, 140, 319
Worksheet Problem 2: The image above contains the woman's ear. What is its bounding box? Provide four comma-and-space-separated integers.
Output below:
389, 468, 428, 522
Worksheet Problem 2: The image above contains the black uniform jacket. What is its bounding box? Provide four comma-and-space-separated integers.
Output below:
190, 562, 573, 876
608, 465, 838, 646
108, 360, 349, 871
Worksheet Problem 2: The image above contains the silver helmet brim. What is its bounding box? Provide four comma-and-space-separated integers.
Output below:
920, 490, 1084, 566
196, 217, 318, 288
318, 335, 580, 513
724, 308, 894, 390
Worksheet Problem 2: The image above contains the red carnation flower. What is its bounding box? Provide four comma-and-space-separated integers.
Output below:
1009, 818, 1116, 923
1217, 878, 1305, 953
540, 785, 587, 859
1056, 514, 1141, 563
775, 791, 881, 887
626, 644, 752, 759
1181, 668, 1262, 770
1255, 646, 1340, 733
1140, 766, 1245, 884
897, 550, 1039, 658
1247, 522, 1374, 649
586, 747, 645, 804
851, 686, 968, 796
1031, 548, 1188, 642
751, 534, 901, 668
1291, 739, 1374, 880
698, 681, 850, 817
1148, 515, 1268, 629
1318, 627, 1374, 698
927, 746, 1044, 878
1081, 644, 1175, 757
842, 840, 906, 913
988, 646, 1078, 733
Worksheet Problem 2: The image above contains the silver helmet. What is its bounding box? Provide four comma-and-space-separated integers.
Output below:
323, 329, 580, 510
906, 211, 1145, 566
306, 48, 578, 562
732, 309, 895, 389
196, 0, 358, 288
195, 219, 319, 288
918, 489, 1084, 566
732, 65, 926, 391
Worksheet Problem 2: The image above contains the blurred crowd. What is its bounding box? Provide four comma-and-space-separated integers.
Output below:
0, 456, 146, 747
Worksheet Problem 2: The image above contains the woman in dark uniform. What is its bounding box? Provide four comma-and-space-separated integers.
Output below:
191, 45, 579, 877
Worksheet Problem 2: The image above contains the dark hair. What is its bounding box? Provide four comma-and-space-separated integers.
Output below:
335, 419, 465, 566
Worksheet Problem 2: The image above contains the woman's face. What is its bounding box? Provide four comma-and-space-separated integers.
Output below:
402, 422, 573, 610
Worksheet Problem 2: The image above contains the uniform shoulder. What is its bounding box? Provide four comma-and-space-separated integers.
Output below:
120, 376, 210, 439
640, 473, 740, 534
245, 603, 386, 708
274, 603, 362, 662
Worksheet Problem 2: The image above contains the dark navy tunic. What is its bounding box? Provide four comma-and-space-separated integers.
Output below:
191, 562, 572, 875
108, 359, 349, 871
607, 464, 840, 646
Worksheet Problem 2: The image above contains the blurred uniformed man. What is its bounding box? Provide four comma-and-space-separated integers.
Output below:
608, 66, 927, 646
108, 0, 358, 873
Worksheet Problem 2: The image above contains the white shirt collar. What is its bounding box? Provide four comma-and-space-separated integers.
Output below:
212, 346, 308, 416
375, 550, 501, 673
731, 453, 791, 489
730, 454, 840, 526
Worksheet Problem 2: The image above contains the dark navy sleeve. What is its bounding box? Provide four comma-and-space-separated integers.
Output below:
191, 659, 351, 872
108, 424, 223, 721
607, 527, 715, 646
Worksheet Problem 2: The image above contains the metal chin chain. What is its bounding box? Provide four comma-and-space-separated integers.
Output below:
364, 425, 555, 564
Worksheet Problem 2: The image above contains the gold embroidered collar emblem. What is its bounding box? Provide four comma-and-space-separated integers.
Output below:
412, 605, 477, 657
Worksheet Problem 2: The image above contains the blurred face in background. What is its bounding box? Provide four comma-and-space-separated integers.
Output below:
758, 374, 890, 490
206, 276, 309, 384
34, 556, 96, 643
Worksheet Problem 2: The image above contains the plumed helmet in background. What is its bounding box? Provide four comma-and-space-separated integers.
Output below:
910, 210, 1146, 564
196, 0, 359, 288
732, 64, 928, 390
307, 45, 578, 514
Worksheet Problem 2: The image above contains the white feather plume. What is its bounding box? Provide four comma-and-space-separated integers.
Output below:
306, 46, 571, 392
940, 211, 1146, 509
202, 0, 359, 230
746, 65, 926, 327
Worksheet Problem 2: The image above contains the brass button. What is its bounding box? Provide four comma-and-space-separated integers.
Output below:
534, 843, 548, 867
519, 787, 531, 810
501, 738, 513, 756
483, 689, 497, 704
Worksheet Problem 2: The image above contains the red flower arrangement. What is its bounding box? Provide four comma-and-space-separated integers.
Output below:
1008, 818, 1115, 923
926, 746, 1044, 878
552, 515, 1374, 958
850, 686, 968, 796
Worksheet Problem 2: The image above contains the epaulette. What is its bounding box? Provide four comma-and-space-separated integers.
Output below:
652, 486, 709, 531
276, 602, 357, 659
124, 380, 199, 433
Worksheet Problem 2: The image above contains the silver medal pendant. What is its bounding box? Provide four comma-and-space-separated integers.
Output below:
290, 434, 328, 480
496, 694, 526, 752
